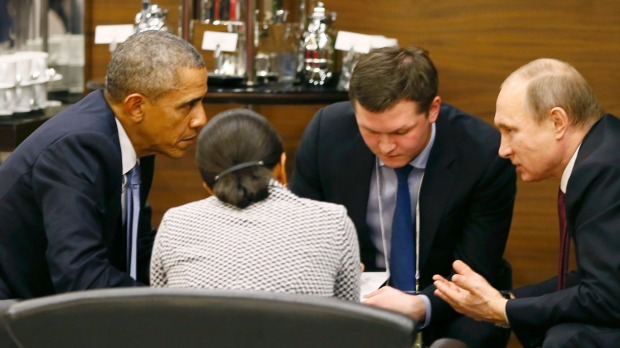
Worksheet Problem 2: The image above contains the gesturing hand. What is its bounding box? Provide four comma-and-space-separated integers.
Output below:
433, 260, 509, 325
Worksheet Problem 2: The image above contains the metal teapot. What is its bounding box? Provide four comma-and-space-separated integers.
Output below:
299, 2, 336, 86
135, 2, 170, 33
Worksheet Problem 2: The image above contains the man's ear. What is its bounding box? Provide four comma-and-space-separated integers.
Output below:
123, 93, 146, 123
427, 96, 441, 123
550, 107, 569, 140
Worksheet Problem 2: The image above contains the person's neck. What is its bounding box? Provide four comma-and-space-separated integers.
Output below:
555, 126, 589, 179
107, 100, 145, 158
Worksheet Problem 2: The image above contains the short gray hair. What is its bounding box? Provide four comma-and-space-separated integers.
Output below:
105, 30, 205, 102
503, 58, 602, 129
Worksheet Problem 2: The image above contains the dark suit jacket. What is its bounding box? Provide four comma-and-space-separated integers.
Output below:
292, 101, 516, 326
508, 115, 620, 347
0, 90, 156, 299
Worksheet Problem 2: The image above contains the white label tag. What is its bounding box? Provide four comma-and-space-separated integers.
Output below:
335, 31, 372, 53
201, 31, 239, 52
335, 30, 398, 53
94, 25, 135, 44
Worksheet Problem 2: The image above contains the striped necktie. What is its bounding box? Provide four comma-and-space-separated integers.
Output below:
126, 163, 141, 280
557, 189, 569, 290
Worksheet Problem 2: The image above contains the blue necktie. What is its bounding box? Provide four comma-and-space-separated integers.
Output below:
126, 163, 141, 280
390, 165, 415, 291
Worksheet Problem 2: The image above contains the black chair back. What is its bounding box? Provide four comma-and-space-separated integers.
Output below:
0, 299, 18, 348
4, 288, 416, 348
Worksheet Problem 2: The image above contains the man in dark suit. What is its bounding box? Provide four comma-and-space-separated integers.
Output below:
0, 30, 208, 299
434, 58, 620, 347
291, 46, 516, 347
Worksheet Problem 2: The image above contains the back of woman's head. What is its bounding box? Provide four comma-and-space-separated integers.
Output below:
196, 108, 284, 208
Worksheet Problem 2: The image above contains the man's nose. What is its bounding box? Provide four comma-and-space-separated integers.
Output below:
378, 136, 396, 154
191, 104, 208, 128
498, 136, 512, 158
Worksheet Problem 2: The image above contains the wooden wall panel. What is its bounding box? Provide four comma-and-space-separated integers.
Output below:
84, 0, 181, 82
85, 0, 620, 303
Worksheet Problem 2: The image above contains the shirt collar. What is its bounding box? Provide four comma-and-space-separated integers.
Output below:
560, 143, 581, 194
379, 123, 436, 169
115, 117, 138, 175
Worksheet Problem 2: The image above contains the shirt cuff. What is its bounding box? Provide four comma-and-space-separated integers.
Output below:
417, 294, 432, 329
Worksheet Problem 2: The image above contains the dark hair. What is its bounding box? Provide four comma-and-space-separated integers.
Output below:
105, 30, 205, 103
196, 108, 284, 208
348, 46, 438, 114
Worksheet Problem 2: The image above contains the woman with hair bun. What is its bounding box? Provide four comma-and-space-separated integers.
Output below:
150, 108, 361, 301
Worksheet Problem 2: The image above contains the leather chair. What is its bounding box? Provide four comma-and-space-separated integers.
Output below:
4, 288, 416, 348
0, 299, 18, 348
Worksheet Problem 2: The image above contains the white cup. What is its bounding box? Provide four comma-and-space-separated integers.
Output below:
14, 55, 32, 86
14, 84, 34, 113
14, 51, 49, 85
0, 86, 15, 116
32, 81, 48, 110
0, 55, 17, 87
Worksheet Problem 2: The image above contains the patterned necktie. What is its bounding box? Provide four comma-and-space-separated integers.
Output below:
557, 189, 569, 290
126, 163, 141, 280
390, 165, 415, 291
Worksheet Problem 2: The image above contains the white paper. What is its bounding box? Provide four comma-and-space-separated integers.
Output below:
335, 31, 372, 53
94, 24, 135, 44
360, 271, 389, 301
201, 31, 238, 52
335, 31, 398, 54
369, 36, 399, 49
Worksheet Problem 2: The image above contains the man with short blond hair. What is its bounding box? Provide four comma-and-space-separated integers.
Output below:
434, 58, 620, 348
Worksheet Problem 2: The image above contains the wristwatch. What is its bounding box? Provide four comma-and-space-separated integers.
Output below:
495, 291, 513, 329
499, 290, 514, 300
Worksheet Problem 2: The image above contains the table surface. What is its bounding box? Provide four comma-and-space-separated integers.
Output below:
0, 107, 62, 152
203, 82, 349, 105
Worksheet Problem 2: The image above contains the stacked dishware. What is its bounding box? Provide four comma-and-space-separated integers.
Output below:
0, 54, 17, 116
0, 52, 61, 116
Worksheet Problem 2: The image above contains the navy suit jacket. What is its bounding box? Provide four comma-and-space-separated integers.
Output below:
0, 90, 156, 299
292, 101, 516, 325
508, 115, 620, 347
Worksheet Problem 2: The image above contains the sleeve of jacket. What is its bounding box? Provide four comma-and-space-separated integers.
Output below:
32, 131, 139, 292
507, 163, 620, 347
290, 107, 325, 201
426, 152, 516, 324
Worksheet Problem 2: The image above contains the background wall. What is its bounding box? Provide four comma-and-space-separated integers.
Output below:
84, 1, 620, 344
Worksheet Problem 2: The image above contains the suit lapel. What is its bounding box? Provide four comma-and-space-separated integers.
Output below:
418, 116, 458, 271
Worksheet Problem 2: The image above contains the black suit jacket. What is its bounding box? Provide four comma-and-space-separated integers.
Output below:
0, 90, 156, 299
292, 101, 516, 325
508, 115, 620, 347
